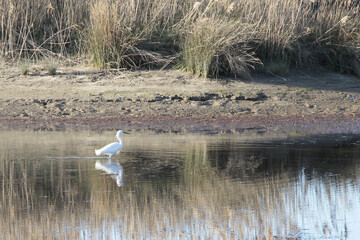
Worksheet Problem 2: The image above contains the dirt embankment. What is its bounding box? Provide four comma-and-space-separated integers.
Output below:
0, 63, 359, 133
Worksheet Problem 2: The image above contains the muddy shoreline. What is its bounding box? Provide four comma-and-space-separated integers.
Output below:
2, 115, 360, 135
1, 63, 360, 134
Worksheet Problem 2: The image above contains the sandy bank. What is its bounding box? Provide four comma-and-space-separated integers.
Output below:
0, 63, 359, 133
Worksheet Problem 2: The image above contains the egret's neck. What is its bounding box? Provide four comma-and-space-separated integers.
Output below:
116, 134, 123, 144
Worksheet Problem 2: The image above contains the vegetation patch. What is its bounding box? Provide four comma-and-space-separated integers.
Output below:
0, 0, 359, 78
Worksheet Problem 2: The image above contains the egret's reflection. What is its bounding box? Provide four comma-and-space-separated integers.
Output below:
95, 160, 124, 187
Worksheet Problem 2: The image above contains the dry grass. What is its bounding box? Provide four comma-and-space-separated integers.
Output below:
87, 0, 181, 69
0, 0, 86, 60
181, 17, 260, 78
0, 0, 359, 77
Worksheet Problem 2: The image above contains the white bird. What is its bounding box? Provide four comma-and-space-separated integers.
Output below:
95, 160, 124, 187
95, 130, 129, 159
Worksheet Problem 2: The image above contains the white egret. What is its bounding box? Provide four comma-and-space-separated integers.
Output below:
95, 160, 124, 187
95, 130, 129, 159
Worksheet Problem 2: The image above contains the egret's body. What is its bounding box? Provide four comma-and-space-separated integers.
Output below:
95, 130, 129, 159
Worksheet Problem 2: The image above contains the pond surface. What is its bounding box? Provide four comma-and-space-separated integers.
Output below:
1, 130, 360, 239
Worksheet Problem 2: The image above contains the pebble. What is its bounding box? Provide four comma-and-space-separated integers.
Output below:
305, 103, 315, 108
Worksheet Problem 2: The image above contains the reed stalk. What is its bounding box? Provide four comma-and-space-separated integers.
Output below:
0, 0, 358, 77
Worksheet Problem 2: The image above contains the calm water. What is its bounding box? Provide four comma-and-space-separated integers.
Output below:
0, 130, 360, 239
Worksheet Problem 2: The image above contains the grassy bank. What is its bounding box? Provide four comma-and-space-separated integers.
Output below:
1, 0, 359, 78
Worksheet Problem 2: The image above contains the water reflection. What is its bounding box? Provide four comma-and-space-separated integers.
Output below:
95, 160, 124, 187
0, 131, 359, 239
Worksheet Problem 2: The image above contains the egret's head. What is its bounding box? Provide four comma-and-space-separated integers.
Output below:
116, 130, 129, 136
116, 175, 124, 187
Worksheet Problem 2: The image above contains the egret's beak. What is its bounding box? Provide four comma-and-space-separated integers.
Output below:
123, 131, 130, 134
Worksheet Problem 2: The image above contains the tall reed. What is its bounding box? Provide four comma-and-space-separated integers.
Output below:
178, 0, 360, 77
0, 0, 359, 77
87, 0, 182, 69
0, 0, 87, 59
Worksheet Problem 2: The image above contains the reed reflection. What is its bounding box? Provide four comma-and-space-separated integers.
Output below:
95, 160, 124, 187
0, 131, 359, 239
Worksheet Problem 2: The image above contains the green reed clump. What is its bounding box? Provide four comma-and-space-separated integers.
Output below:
19, 61, 30, 75
181, 17, 260, 78
46, 62, 57, 76
177, 0, 259, 78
